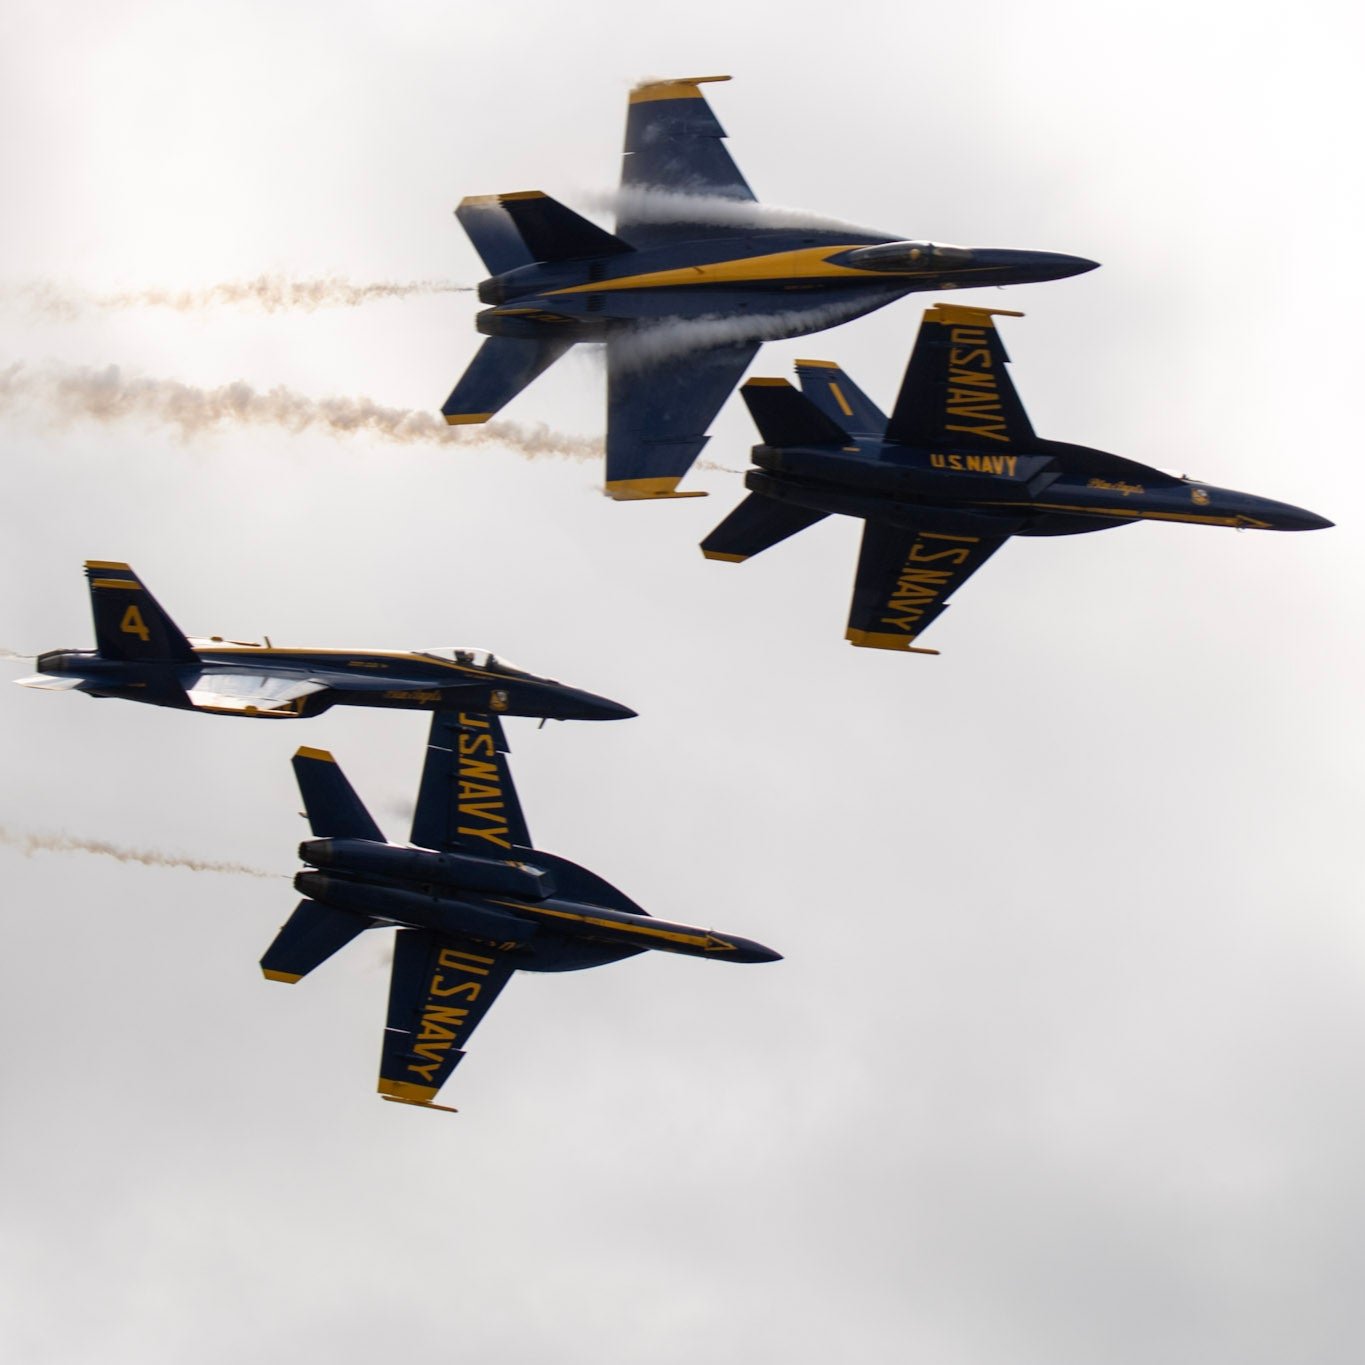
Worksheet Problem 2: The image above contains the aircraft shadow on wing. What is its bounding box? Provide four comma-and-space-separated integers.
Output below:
261, 711, 780, 1111
14, 562, 634, 722
700, 304, 1332, 653
442, 76, 1097, 500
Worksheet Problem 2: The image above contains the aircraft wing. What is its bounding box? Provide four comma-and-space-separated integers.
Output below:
185, 671, 329, 716
377, 927, 518, 1109
885, 304, 1034, 451
605, 340, 758, 498
410, 710, 532, 854
846, 521, 1011, 652
618, 76, 754, 249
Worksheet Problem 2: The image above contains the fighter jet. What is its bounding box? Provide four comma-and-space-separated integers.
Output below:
15, 562, 632, 721
444, 75, 1097, 500
701, 304, 1332, 652
263, 712, 780, 1111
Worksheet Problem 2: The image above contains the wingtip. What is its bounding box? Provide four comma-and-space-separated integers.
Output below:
845, 629, 941, 656
629, 75, 732, 104
604, 478, 707, 501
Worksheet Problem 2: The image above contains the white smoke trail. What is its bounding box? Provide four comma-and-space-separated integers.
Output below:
0, 826, 278, 878
611, 291, 906, 371
585, 187, 894, 239
0, 648, 32, 660
0, 275, 472, 320
0, 361, 603, 462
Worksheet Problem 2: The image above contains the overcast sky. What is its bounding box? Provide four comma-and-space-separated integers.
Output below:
1, 2, 1362, 1362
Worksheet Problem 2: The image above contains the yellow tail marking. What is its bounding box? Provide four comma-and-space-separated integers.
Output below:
794, 359, 839, 369
84, 559, 132, 570
294, 745, 335, 763
262, 969, 302, 984
444, 412, 493, 426
702, 550, 747, 563
91, 578, 141, 590
744, 377, 790, 389
827, 382, 855, 417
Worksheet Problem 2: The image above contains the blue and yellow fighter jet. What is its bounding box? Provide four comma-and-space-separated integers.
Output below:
701, 304, 1332, 653
263, 712, 780, 1111
443, 75, 1097, 500
15, 562, 633, 721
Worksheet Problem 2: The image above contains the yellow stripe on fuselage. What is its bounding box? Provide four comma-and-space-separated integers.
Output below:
546, 246, 886, 296
488, 897, 730, 952
978, 500, 1271, 530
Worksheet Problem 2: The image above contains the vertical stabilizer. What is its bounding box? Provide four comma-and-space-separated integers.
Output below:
292, 747, 385, 841
84, 561, 195, 662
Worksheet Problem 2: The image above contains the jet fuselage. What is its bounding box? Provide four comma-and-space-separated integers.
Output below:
294, 836, 781, 972
24, 644, 634, 721
475, 231, 1098, 344
746, 438, 1333, 536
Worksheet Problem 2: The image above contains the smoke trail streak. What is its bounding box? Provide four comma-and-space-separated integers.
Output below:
0, 361, 603, 462
612, 292, 906, 371
0, 649, 32, 660
0, 826, 278, 878
585, 187, 893, 239
0, 275, 472, 320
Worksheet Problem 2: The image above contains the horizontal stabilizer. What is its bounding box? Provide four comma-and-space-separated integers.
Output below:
442, 334, 572, 425
795, 360, 888, 438
497, 191, 634, 263
740, 379, 850, 448
13, 673, 82, 690
260, 899, 372, 983
293, 747, 385, 841
701, 493, 829, 563
84, 561, 195, 663
456, 195, 537, 275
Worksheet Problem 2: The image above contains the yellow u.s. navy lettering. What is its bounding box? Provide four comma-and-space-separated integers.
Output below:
455, 713, 510, 849
930, 453, 1019, 476
943, 326, 1008, 444
880, 533, 979, 632
407, 946, 497, 1082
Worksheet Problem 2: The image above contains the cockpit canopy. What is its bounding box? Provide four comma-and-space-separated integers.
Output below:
843, 241, 975, 272
418, 647, 523, 674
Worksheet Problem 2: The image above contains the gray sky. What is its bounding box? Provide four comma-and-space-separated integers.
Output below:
1, 2, 1362, 1361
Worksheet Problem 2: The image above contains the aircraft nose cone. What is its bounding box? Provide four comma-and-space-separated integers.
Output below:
555, 686, 638, 721
977, 248, 1100, 283
726, 935, 783, 964
1284, 508, 1334, 532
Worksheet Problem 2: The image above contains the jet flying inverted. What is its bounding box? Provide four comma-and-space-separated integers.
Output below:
444, 75, 1097, 500
16, 562, 632, 721
262, 712, 780, 1110
702, 305, 1332, 653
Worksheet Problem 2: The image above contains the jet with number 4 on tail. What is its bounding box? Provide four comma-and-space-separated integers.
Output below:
14, 562, 633, 721
701, 304, 1332, 653
443, 75, 1097, 500
262, 712, 780, 1111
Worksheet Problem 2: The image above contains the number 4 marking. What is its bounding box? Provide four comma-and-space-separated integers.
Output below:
120, 605, 150, 642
